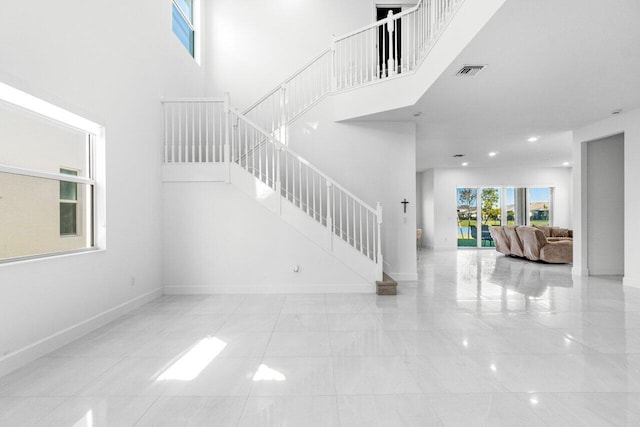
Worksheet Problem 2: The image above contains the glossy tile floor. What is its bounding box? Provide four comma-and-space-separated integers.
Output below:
3, 249, 640, 426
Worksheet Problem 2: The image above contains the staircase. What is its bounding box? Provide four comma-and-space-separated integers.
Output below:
161, 0, 466, 285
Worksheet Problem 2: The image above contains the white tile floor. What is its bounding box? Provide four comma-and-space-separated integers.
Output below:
2, 249, 640, 426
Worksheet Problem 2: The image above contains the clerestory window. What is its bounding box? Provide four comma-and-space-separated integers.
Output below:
172, 0, 195, 57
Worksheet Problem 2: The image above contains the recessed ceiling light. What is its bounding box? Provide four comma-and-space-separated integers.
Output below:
562, 162, 570, 166
462, 162, 469, 166
527, 136, 539, 142
488, 152, 497, 157
452, 154, 465, 158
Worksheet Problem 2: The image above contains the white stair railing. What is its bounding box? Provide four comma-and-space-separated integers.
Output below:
162, 0, 464, 279
230, 106, 382, 266
162, 99, 383, 278
162, 97, 228, 163
243, 0, 464, 129
243, 49, 333, 141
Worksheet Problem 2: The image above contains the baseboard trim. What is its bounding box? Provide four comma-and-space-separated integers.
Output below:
386, 272, 419, 281
0, 288, 162, 379
572, 267, 589, 276
623, 277, 640, 289
164, 284, 375, 294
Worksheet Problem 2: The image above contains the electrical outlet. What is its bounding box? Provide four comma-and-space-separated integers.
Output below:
130, 276, 136, 287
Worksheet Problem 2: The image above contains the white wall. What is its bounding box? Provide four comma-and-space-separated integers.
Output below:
418, 169, 435, 248
288, 100, 417, 280
205, 0, 379, 109
163, 181, 371, 292
416, 173, 423, 234
0, 0, 206, 375
586, 134, 624, 275
573, 107, 640, 287
420, 167, 572, 249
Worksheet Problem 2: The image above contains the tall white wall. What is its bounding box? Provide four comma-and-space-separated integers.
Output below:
573, 107, 640, 287
420, 167, 572, 249
0, 0, 206, 376
288, 100, 417, 280
205, 0, 382, 109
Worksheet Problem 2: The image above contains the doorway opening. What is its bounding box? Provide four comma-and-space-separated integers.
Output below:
585, 133, 624, 276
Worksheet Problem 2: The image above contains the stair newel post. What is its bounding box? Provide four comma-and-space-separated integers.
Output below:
330, 38, 338, 92
276, 143, 282, 215
223, 92, 231, 183
387, 11, 396, 76
326, 181, 333, 251
376, 201, 383, 281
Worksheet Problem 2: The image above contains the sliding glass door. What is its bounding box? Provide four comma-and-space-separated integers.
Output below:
457, 188, 477, 247
528, 187, 551, 226
480, 188, 501, 247
457, 186, 553, 248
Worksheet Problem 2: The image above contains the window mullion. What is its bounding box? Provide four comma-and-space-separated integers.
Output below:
0, 164, 94, 185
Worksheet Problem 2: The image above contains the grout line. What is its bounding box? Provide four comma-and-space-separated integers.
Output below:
235, 295, 284, 425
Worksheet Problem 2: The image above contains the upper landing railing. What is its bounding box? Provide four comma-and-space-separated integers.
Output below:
244, 0, 464, 133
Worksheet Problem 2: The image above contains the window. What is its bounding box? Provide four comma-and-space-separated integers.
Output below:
60, 168, 79, 235
457, 186, 553, 248
528, 187, 551, 226
172, 0, 195, 57
0, 82, 104, 262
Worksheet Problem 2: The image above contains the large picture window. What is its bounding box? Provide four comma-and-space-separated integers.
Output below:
0, 82, 103, 262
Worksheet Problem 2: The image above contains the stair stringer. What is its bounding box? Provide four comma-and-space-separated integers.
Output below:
228, 163, 379, 285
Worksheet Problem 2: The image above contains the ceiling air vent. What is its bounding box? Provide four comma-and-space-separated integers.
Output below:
456, 65, 485, 76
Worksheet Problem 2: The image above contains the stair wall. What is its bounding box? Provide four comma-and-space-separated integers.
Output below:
162, 165, 374, 293
288, 99, 418, 280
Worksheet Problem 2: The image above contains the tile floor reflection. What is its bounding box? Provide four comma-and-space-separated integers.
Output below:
2, 249, 640, 425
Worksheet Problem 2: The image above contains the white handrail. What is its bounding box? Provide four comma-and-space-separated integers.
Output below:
162, 97, 227, 103
230, 106, 377, 216
243, 48, 332, 115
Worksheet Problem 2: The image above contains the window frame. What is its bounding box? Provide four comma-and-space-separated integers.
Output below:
0, 82, 104, 264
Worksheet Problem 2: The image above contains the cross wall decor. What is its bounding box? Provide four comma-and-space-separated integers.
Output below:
401, 198, 409, 213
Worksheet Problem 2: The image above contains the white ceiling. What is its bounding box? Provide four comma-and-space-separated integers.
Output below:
363, 0, 640, 171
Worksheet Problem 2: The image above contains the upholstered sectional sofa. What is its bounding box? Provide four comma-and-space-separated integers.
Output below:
489, 225, 573, 264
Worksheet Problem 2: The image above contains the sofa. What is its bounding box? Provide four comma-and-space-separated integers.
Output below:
489, 225, 573, 264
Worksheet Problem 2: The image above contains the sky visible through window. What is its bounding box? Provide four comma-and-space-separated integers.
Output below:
457, 187, 549, 205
